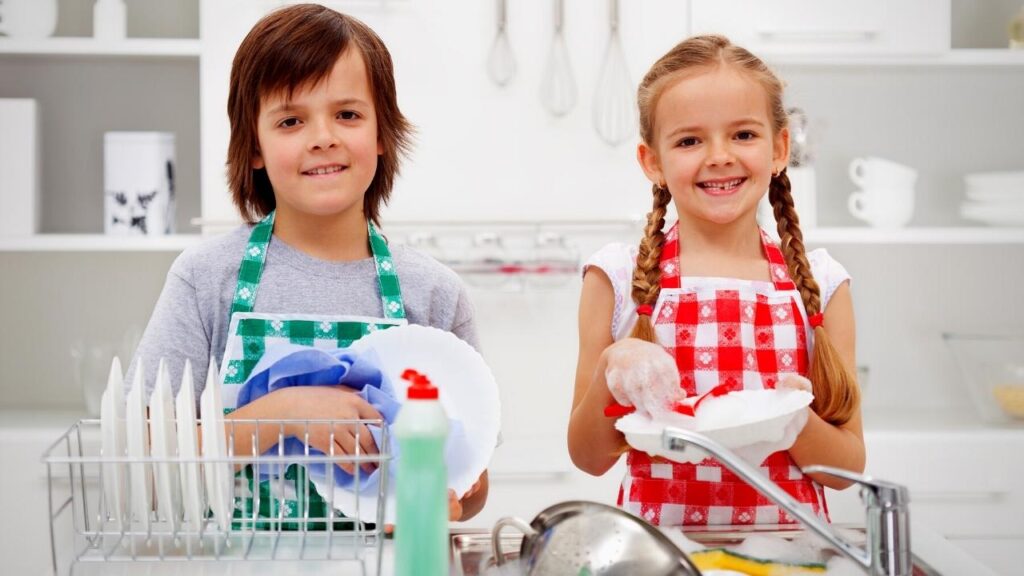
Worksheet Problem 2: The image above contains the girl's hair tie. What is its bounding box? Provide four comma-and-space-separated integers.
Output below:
808, 312, 824, 328
636, 304, 654, 317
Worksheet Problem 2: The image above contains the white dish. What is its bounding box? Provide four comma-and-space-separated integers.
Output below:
99, 357, 126, 528
336, 325, 501, 524
201, 359, 233, 533
960, 202, 1024, 226
615, 389, 813, 466
964, 188, 1024, 204
149, 359, 181, 532
965, 170, 1024, 192
175, 359, 205, 529
125, 359, 152, 530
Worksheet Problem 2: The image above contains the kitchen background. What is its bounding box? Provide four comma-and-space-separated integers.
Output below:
1, 0, 1023, 574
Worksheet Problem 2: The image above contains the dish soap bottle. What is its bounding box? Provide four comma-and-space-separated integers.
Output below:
394, 369, 449, 576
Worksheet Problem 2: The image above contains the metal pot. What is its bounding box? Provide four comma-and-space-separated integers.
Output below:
490, 500, 701, 575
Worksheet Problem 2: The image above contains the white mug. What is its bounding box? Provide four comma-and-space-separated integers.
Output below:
104, 132, 176, 236
0, 0, 58, 39
849, 157, 918, 190
847, 187, 914, 229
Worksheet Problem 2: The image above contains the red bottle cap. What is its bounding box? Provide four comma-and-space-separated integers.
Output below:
402, 368, 438, 400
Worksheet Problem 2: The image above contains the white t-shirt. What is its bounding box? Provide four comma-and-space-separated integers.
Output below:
584, 241, 852, 341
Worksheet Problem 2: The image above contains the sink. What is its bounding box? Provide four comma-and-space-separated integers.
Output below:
450, 525, 944, 576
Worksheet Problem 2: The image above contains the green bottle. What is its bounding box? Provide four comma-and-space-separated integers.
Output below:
394, 369, 449, 576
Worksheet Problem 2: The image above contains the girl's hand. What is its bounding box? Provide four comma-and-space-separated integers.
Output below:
448, 475, 484, 521
273, 386, 383, 475
603, 338, 682, 418
778, 374, 813, 393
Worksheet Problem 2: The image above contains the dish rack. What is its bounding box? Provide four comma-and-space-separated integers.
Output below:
42, 418, 391, 576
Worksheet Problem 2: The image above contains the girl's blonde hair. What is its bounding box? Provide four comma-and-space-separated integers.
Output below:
630, 35, 859, 426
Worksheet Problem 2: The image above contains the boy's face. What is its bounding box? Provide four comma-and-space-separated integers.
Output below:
253, 48, 382, 222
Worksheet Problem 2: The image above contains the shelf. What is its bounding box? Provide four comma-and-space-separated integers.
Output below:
768, 49, 1024, 67
0, 37, 200, 59
805, 227, 1024, 244
0, 234, 203, 252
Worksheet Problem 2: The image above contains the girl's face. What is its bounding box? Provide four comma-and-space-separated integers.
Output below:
638, 65, 789, 228
253, 48, 381, 222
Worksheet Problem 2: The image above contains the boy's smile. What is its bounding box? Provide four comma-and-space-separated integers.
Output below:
253, 48, 382, 224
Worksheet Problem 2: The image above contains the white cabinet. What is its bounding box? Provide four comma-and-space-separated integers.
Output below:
689, 0, 950, 55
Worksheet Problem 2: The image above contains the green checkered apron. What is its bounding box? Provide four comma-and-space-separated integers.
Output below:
217, 211, 406, 529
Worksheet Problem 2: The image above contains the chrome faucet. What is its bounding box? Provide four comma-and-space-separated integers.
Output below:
662, 427, 912, 576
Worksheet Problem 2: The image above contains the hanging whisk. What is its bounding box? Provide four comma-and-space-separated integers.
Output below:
487, 0, 517, 87
539, 0, 577, 116
592, 0, 637, 145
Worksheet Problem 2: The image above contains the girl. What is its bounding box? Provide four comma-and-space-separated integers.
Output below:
568, 35, 864, 526
128, 4, 486, 522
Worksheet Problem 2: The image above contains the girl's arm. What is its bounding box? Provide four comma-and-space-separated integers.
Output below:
567, 269, 628, 475
788, 282, 867, 489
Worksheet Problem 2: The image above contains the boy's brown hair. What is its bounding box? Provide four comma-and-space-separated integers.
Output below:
226, 3, 413, 225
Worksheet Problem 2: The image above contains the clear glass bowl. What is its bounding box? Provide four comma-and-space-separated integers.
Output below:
944, 333, 1024, 424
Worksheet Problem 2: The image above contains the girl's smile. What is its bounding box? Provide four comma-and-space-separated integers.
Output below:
697, 176, 748, 196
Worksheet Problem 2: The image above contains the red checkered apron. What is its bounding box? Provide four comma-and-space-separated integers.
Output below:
618, 223, 830, 526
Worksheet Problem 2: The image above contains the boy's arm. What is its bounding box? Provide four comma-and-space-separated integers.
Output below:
788, 282, 867, 489
567, 269, 627, 476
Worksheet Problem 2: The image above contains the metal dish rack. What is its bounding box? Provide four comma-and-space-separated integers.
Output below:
42, 418, 391, 576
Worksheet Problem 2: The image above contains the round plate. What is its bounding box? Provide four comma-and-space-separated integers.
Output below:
615, 389, 812, 465
324, 325, 501, 523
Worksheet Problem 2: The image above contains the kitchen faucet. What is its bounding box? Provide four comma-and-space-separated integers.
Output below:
662, 427, 913, 576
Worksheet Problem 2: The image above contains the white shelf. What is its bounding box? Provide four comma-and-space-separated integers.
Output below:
0, 234, 203, 252
0, 37, 200, 59
805, 227, 1024, 244
768, 49, 1024, 67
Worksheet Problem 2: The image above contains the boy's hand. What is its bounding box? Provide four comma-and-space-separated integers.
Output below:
603, 337, 682, 418
448, 475, 484, 521
274, 386, 383, 475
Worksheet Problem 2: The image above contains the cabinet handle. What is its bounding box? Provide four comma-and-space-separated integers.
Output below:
756, 29, 879, 43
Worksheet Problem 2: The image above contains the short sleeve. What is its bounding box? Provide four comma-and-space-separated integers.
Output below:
582, 243, 638, 341
807, 248, 851, 310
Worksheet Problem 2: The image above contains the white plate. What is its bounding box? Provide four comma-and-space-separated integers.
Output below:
334, 325, 501, 524
616, 389, 813, 466
965, 170, 1024, 193
964, 188, 1024, 204
201, 359, 233, 533
99, 357, 126, 528
176, 360, 205, 529
149, 360, 181, 532
960, 202, 1024, 226
125, 359, 152, 530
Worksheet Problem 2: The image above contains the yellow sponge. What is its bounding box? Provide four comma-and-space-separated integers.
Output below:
689, 548, 826, 575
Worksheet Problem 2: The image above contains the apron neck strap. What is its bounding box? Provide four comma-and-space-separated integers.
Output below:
657, 223, 797, 291
228, 212, 406, 319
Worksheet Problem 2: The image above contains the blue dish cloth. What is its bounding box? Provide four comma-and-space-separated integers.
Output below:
237, 344, 400, 494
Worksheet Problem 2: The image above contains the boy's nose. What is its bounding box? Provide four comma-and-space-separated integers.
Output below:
307, 119, 340, 151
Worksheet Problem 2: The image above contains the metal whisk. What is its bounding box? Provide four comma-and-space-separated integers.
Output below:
592, 0, 637, 145
539, 0, 577, 116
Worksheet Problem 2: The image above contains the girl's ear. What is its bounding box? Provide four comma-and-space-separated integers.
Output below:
252, 151, 264, 170
637, 142, 664, 187
772, 127, 790, 173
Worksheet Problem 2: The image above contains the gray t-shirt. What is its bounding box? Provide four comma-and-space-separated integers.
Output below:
127, 224, 478, 399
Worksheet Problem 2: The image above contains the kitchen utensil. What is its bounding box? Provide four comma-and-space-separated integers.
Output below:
487, 0, 516, 87
615, 388, 813, 465
125, 359, 152, 530
944, 333, 1024, 423
100, 357, 127, 529
0, 0, 58, 38
592, 0, 637, 146
491, 500, 702, 575
175, 359, 205, 529
539, 0, 576, 116
200, 359, 233, 532
340, 325, 501, 523
0, 98, 40, 237
149, 359, 182, 533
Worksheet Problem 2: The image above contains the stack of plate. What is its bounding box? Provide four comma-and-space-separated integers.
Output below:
960, 171, 1024, 226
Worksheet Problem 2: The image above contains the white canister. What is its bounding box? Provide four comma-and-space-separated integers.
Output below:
0, 99, 41, 237
93, 0, 127, 40
0, 0, 58, 39
103, 132, 176, 236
